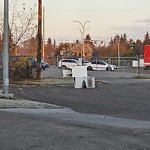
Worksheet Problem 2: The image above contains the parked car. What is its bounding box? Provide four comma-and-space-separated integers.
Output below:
58, 59, 78, 69
32, 58, 49, 70
41, 61, 49, 70
85, 61, 117, 71
83, 60, 91, 66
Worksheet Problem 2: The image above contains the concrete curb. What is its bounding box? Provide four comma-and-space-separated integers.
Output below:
0, 98, 62, 109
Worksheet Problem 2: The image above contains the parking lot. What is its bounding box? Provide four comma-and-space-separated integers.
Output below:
1, 65, 150, 150
41, 65, 150, 79
11, 65, 150, 121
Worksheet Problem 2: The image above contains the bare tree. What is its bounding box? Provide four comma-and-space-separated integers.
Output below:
10, 0, 38, 48
0, 0, 38, 52
0, 5, 3, 34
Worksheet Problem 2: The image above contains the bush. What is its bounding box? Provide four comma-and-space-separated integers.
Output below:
10, 56, 33, 80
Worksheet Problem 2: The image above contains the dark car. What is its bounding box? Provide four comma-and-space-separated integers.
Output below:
32, 58, 49, 70
41, 61, 49, 70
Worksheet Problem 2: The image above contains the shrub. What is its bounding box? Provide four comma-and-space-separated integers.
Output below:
10, 56, 33, 80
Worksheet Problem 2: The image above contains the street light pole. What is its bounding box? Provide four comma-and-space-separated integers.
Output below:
117, 41, 120, 67
3, 0, 9, 94
73, 21, 90, 60
0, 0, 13, 98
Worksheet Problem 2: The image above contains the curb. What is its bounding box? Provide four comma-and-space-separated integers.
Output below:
0, 98, 62, 109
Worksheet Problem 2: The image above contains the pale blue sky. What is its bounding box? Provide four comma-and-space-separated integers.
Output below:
1, 0, 150, 43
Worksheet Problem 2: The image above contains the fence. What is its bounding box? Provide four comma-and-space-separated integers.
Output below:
102, 57, 138, 67
0, 54, 148, 80
47, 56, 138, 67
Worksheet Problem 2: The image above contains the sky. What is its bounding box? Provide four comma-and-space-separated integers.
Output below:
1, 0, 150, 44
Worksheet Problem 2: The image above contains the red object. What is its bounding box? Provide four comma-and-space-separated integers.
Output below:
144, 45, 150, 67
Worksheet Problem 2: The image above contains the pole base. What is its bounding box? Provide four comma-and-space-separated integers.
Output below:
0, 90, 14, 99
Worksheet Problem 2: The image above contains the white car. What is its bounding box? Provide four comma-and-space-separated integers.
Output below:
85, 61, 117, 71
58, 59, 78, 69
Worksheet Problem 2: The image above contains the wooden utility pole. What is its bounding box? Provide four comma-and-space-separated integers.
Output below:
37, 0, 42, 79
42, 6, 45, 61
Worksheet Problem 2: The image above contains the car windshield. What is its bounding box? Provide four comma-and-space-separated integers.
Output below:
62, 59, 77, 63
92, 61, 104, 64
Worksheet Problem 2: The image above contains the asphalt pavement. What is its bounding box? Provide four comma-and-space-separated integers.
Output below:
1, 109, 150, 150
0, 66, 150, 149
10, 77, 150, 121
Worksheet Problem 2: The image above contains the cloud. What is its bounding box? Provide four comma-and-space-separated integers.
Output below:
134, 18, 150, 23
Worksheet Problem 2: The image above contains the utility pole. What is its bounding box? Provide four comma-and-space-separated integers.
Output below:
37, 0, 42, 79
42, 6, 45, 61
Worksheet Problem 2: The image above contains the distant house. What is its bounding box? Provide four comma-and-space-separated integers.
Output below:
70, 43, 92, 59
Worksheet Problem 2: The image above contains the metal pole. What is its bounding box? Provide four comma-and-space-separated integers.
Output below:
82, 29, 85, 58
78, 28, 83, 57
3, 0, 9, 94
137, 54, 140, 78
82, 21, 90, 58
117, 41, 120, 67
73, 21, 90, 60
37, 0, 42, 79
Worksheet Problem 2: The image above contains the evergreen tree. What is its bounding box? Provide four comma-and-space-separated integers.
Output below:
109, 37, 114, 46
75, 39, 80, 44
47, 38, 52, 49
114, 34, 120, 43
120, 35, 124, 44
53, 39, 56, 49
2, 27, 15, 55
133, 39, 143, 56
28, 37, 37, 56
85, 34, 91, 41
84, 34, 95, 53
143, 31, 150, 46
123, 33, 127, 43
120, 33, 127, 44
9, 28, 16, 55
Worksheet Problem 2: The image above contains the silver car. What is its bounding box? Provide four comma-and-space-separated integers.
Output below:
85, 61, 117, 71
58, 59, 78, 69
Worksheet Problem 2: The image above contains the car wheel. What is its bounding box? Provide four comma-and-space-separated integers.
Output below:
106, 67, 111, 71
62, 65, 66, 69
87, 66, 93, 71
82, 80, 87, 88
